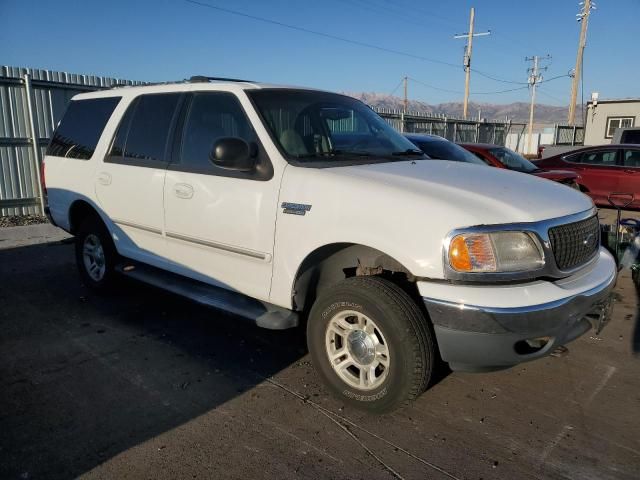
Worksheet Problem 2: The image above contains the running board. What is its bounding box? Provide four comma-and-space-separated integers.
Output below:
115, 262, 298, 330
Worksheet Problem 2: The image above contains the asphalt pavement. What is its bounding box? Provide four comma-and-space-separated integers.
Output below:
1, 219, 639, 480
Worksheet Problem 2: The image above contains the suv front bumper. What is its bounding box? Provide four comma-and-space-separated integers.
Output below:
419, 248, 617, 372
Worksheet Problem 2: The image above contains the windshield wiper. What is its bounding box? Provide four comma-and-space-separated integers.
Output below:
295, 150, 374, 159
391, 149, 425, 156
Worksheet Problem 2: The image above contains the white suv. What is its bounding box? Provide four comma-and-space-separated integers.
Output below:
43, 77, 617, 412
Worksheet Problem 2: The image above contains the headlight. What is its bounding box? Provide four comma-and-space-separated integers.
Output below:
448, 231, 544, 273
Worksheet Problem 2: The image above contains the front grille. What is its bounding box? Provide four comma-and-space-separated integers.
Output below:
548, 215, 600, 271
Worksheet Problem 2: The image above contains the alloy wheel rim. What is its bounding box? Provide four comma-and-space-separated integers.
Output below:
83, 234, 106, 282
324, 310, 390, 391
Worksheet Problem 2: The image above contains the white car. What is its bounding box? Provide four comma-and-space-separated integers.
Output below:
43, 77, 617, 412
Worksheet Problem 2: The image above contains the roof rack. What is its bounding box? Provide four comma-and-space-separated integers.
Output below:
189, 75, 253, 83
108, 75, 254, 90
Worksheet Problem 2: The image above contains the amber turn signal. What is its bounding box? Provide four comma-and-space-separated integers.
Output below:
448, 234, 497, 272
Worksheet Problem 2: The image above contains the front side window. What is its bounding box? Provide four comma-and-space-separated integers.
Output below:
248, 89, 424, 166
469, 151, 492, 165
180, 92, 258, 172
488, 147, 538, 173
47, 97, 120, 159
606, 117, 634, 138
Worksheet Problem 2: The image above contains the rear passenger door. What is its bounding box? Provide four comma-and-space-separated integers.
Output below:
163, 91, 278, 302
564, 149, 620, 205
95, 93, 182, 266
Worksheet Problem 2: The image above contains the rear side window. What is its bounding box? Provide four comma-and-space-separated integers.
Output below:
108, 93, 181, 166
621, 130, 640, 144
623, 150, 640, 167
46, 97, 120, 159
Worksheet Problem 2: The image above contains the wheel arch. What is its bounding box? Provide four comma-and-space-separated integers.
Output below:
291, 243, 419, 313
68, 199, 104, 235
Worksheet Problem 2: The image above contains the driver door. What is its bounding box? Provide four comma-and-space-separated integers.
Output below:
163, 92, 279, 302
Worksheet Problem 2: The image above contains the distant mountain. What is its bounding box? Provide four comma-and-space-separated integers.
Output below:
344, 92, 571, 124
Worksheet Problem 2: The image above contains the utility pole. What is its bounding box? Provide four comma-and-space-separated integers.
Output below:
525, 55, 551, 154
401, 76, 408, 133
567, 0, 595, 125
403, 76, 408, 113
454, 7, 490, 119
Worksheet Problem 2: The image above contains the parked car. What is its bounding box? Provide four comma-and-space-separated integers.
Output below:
43, 77, 616, 413
404, 133, 487, 165
535, 144, 640, 209
460, 143, 581, 188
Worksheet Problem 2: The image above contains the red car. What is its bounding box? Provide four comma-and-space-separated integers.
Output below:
459, 143, 581, 188
535, 144, 640, 209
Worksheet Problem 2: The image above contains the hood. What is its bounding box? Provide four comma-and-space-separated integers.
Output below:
331, 160, 593, 225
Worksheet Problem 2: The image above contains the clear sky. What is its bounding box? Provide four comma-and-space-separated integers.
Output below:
2, 0, 637, 106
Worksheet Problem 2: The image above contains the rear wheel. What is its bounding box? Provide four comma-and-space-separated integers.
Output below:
307, 276, 435, 413
75, 216, 118, 291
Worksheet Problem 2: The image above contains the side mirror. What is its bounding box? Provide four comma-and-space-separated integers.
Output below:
209, 137, 257, 171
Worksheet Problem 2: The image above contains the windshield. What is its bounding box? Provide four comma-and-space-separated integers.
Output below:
411, 138, 486, 165
248, 89, 425, 165
489, 147, 538, 173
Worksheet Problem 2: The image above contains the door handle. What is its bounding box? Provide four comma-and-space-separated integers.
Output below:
97, 172, 112, 186
173, 183, 194, 199
624, 169, 638, 174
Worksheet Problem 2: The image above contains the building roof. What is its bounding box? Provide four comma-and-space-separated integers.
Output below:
587, 98, 640, 105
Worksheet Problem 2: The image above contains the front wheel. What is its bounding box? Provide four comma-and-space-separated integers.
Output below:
307, 276, 435, 413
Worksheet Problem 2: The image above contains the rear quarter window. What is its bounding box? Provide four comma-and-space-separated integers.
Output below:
621, 130, 640, 144
46, 97, 121, 159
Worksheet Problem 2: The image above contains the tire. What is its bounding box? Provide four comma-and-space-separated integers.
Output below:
74, 215, 119, 291
307, 276, 435, 413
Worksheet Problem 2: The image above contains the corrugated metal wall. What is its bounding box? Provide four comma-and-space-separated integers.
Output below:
0, 66, 143, 216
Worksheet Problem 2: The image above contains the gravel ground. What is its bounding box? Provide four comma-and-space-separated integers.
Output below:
0, 215, 48, 228
0, 221, 639, 480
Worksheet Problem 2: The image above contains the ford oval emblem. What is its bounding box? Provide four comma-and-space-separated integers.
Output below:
583, 233, 595, 247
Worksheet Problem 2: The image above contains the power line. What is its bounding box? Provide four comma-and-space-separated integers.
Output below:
471, 69, 528, 85
389, 78, 404, 96
184, 0, 459, 68
379, 0, 460, 28
472, 85, 529, 95
344, 0, 442, 30
408, 77, 464, 94
537, 88, 566, 104
408, 77, 529, 96
185, 0, 565, 92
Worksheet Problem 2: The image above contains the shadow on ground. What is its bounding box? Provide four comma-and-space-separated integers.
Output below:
0, 241, 306, 479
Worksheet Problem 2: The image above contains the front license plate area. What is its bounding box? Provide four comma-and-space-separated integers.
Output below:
586, 296, 614, 334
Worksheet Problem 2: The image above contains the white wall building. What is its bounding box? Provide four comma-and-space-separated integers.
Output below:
584, 98, 640, 145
